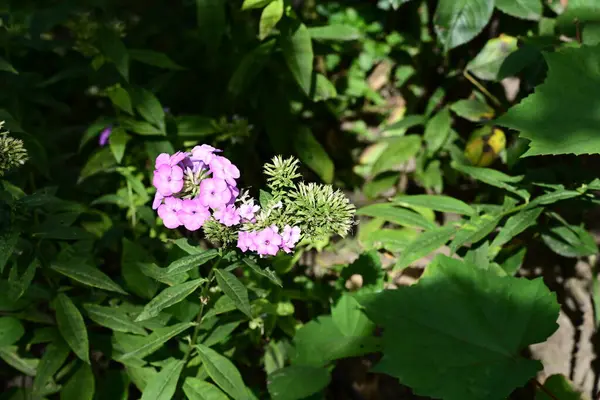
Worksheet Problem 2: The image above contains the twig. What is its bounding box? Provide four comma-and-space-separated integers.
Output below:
463, 70, 503, 108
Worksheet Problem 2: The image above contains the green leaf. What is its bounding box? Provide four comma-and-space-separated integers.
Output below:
433, 0, 494, 52
201, 320, 241, 347
259, 0, 283, 40
363, 255, 560, 400
242, 258, 282, 287
51, 260, 127, 294
489, 208, 543, 256
214, 269, 252, 319
241, 0, 272, 9
542, 225, 599, 258
228, 40, 276, 97
292, 127, 334, 183
135, 279, 205, 322
130, 88, 165, 130
141, 360, 184, 400
196, 0, 226, 52
0, 232, 18, 273
83, 304, 147, 335
308, 25, 361, 41
382, 115, 426, 134
496, 44, 600, 156
8, 259, 38, 300
356, 204, 436, 230
122, 238, 160, 300
139, 262, 188, 286
332, 294, 374, 337
267, 365, 331, 400
361, 228, 418, 252
501, 247, 527, 276
395, 226, 457, 270
450, 214, 502, 252
129, 49, 185, 70
526, 189, 582, 208
466, 35, 519, 80
0, 346, 38, 376
78, 148, 117, 183
108, 87, 133, 114
392, 195, 474, 215
0, 56, 18, 74
183, 378, 229, 400
61, 363, 95, 400
97, 30, 129, 80
495, 0, 542, 21
424, 107, 452, 154
535, 374, 585, 400
450, 98, 495, 122
165, 250, 218, 276
116, 322, 194, 362
54, 293, 90, 364
195, 344, 248, 400
109, 127, 129, 164
282, 23, 314, 95
313, 74, 337, 102
371, 135, 421, 176
121, 119, 165, 136
175, 116, 219, 138
451, 162, 529, 201
32, 338, 70, 396
0, 317, 25, 347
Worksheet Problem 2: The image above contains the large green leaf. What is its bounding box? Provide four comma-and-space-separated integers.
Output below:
183, 378, 229, 400
433, 0, 494, 51
356, 204, 436, 230
371, 135, 421, 176
51, 260, 127, 294
195, 344, 248, 400
115, 322, 194, 362
495, 0, 542, 21
466, 34, 519, 80
392, 195, 474, 215
497, 44, 600, 156
259, 0, 283, 40
60, 363, 95, 400
83, 304, 147, 335
135, 279, 205, 322
214, 269, 252, 318
363, 255, 560, 400
267, 365, 331, 400
331, 294, 374, 337
0, 317, 24, 347
141, 360, 184, 400
395, 225, 456, 270
165, 250, 218, 276
282, 23, 314, 95
489, 208, 543, 256
542, 225, 599, 258
54, 293, 90, 364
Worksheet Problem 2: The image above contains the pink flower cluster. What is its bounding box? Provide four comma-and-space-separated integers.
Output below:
237, 225, 301, 256
152, 145, 240, 230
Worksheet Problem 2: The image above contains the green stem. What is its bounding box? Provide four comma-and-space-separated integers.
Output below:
185, 256, 221, 361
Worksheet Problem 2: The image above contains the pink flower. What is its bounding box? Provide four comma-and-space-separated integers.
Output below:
254, 226, 282, 256
237, 231, 257, 252
153, 164, 184, 196
177, 198, 210, 231
98, 126, 112, 147
157, 197, 183, 229
239, 201, 260, 222
198, 178, 231, 209
155, 153, 171, 168
210, 155, 240, 186
191, 144, 220, 164
214, 205, 241, 227
170, 151, 188, 165
152, 192, 164, 210
281, 225, 301, 253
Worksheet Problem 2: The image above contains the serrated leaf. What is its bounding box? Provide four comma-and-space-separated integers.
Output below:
495, 0, 542, 21
395, 225, 456, 270
259, 0, 283, 40
109, 127, 129, 164
141, 360, 184, 400
135, 279, 205, 322
0, 317, 25, 347
466, 34, 519, 80
51, 260, 127, 294
434, 0, 494, 52
267, 365, 331, 400
372, 135, 421, 176
392, 195, 474, 215
242, 258, 282, 287
293, 127, 334, 183
332, 294, 374, 337
496, 44, 600, 156
356, 203, 436, 230
54, 293, 90, 364
282, 23, 314, 95
32, 338, 70, 396
83, 304, 147, 335
308, 25, 361, 41
129, 49, 185, 70
424, 107, 452, 154
165, 250, 219, 276
183, 378, 229, 400
489, 208, 543, 256
195, 344, 248, 400
61, 363, 95, 400
116, 322, 194, 362
363, 255, 560, 400
214, 269, 252, 318
450, 214, 502, 252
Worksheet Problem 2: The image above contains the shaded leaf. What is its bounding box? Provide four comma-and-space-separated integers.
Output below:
116, 322, 194, 361
195, 344, 248, 400
141, 360, 184, 400
496, 0, 542, 21
135, 279, 205, 322
392, 195, 474, 215
0, 231, 18, 274
282, 23, 314, 95
165, 250, 218, 276
0, 317, 25, 347
129, 49, 185, 70
489, 208, 543, 256
61, 363, 95, 400
32, 338, 70, 395
109, 127, 130, 164
466, 34, 519, 80
268, 365, 330, 400
54, 293, 90, 364
371, 135, 421, 176
215, 269, 252, 318
0, 346, 38, 376
434, 0, 494, 51
450, 214, 502, 252
542, 225, 599, 258
308, 25, 361, 41
51, 260, 127, 294
293, 127, 334, 183
242, 258, 282, 287
183, 378, 229, 400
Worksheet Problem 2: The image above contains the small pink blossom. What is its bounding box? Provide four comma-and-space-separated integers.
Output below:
170, 151, 188, 165
239, 201, 260, 222
191, 144, 220, 164
198, 178, 231, 209
254, 226, 282, 256
152, 192, 164, 210
177, 198, 210, 231
237, 231, 257, 252
153, 164, 184, 196
157, 197, 183, 229
155, 153, 171, 168
210, 155, 240, 186
281, 225, 301, 253
98, 126, 112, 147
213, 205, 241, 227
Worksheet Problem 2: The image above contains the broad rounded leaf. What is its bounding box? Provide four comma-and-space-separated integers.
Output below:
135, 279, 205, 322
54, 294, 90, 364
496, 45, 600, 156
0, 317, 24, 347
268, 365, 331, 400
450, 98, 495, 122
434, 0, 494, 51
363, 255, 560, 400
195, 344, 248, 400
371, 135, 421, 176
331, 294, 374, 337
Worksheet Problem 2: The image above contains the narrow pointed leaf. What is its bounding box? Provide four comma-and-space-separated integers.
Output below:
183, 378, 229, 400
60, 363, 95, 400
141, 360, 184, 400
489, 208, 543, 256
214, 269, 252, 318
282, 23, 313, 95
195, 344, 248, 400
0, 346, 38, 376
52, 261, 127, 294
135, 279, 205, 322
54, 293, 90, 364
116, 322, 194, 361
242, 258, 282, 287
392, 195, 474, 215
83, 304, 147, 335
0, 317, 25, 347
165, 250, 218, 276
33, 338, 70, 395
395, 226, 456, 270
357, 204, 436, 230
